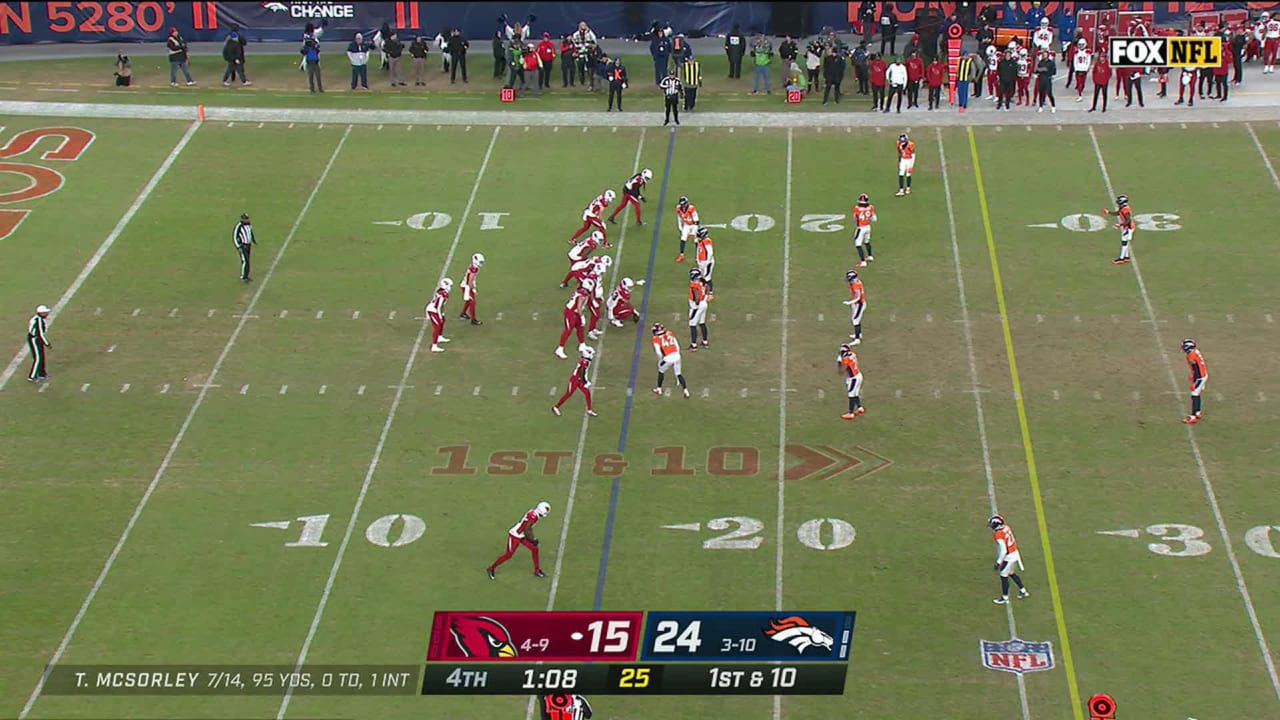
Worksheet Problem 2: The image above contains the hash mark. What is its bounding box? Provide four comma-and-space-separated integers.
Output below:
1036, 314, 1043, 323
889, 312, 896, 322
1181, 123, 1187, 129
94, 307, 102, 316
1226, 314, 1235, 323
168, 308, 178, 317
531, 312, 539, 321
701, 127, 706, 133
553, 127, 559, 132
352, 311, 360, 319
318, 123, 324, 129
80, 383, 90, 393
709, 313, 716, 322
701, 387, 710, 398
1112, 314, 1120, 324
279, 309, 289, 319
208, 309, 216, 318
289, 123, 295, 129
1260, 391, 1268, 403
1148, 123, 1155, 129
106, 344, 116, 353
357, 385, 366, 395
511, 386, 519, 396
279, 385, 288, 395
319, 385, 327, 395
120, 383, 130, 393
895, 388, 903, 399
1187, 314, 1195, 323
258, 122, 264, 128
1132, 391, 1141, 401
739, 388, 748, 398
817, 389, 824, 399
239, 384, 249, 395
1092, 390, 1101, 400
1213, 122, 1220, 128
550, 386, 557, 396
612, 127, 617, 133
131, 308, 141, 317
817, 313, 824, 322
1053, 389, 1060, 400
746, 313, 754, 321
1117, 124, 1124, 130
39, 382, 50, 393
931, 388, 942, 399
1215, 392, 1225, 402
387, 310, 396, 320
729, 127, 735, 133
377, 124, 383, 130
435, 384, 443, 396
160, 383, 170, 394
495, 312, 503, 321
227, 121, 235, 127
925, 313, 933, 323
316, 310, 324, 319
1267, 314, 1274, 323
473, 385, 481, 396
672, 313, 681, 322
1025, 125, 1031, 131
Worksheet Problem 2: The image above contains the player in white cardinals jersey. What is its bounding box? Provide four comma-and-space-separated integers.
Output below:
585, 256, 611, 339
426, 278, 453, 353
1032, 17, 1054, 55
607, 276, 645, 326
562, 231, 604, 288
556, 282, 592, 358
569, 190, 615, 244
486, 501, 551, 579
460, 253, 484, 326
1264, 12, 1280, 73
989, 514, 1029, 604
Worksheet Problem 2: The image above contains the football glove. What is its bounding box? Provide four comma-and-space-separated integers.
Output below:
843, 300, 855, 306
640, 195, 647, 203
531, 538, 540, 546
993, 562, 1000, 571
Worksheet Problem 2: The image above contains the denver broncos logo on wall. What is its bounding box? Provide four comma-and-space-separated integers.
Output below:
449, 615, 518, 658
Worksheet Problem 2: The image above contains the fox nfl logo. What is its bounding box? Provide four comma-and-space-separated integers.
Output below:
1108, 36, 1222, 68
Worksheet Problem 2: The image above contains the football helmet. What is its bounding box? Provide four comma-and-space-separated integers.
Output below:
988, 514, 1005, 530
603, 189, 616, 203
898, 133, 909, 144
1040, 17, 1050, 26
652, 322, 666, 336
1116, 194, 1128, 207
857, 192, 870, 205
1181, 338, 1197, 353
846, 269, 858, 283
641, 168, 653, 181
599, 255, 613, 268
622, 277, 635, 290
590, 230, 605, 244
689, 268, 702, 282
838, 343, 852, 358
677, 195, 690, 210
440, 277, 453, 292
535, 501, 551, 517
579, 343, 596, 360
471, 252, 485, 267
696, 226, 709, 239
1077, 38, 1086, 47
582, 278, 596, 291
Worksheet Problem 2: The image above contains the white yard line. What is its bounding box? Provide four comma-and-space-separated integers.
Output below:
523, 129, 648, 720
771, 126, 794, 720
1089, 125, 1280, 702
0, 120, 201, 390
1246, 123, 1280, 191
936, 128, 1031, 720
277, 125, 502, 720
16, 125, 353, 720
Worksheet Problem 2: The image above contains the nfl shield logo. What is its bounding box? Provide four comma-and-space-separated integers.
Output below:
980, 637, 1056, 675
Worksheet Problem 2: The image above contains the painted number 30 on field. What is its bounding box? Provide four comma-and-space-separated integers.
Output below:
1032, 212, 1182, 233
1098, 523, 1280, 559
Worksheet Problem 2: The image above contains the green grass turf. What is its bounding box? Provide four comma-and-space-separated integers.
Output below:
0, 52, 870, 112
2, 114, 1280, 720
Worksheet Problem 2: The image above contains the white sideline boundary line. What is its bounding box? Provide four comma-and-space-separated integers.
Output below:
1246, 123, 1280, 191
16, 125, 353, 720
522, 128, 648, 720
1089, 125, 1280, 703
277, 125, 502, 719
772, 127, 794, 720
937, 128, 1031, 720
0, 120, 201, 390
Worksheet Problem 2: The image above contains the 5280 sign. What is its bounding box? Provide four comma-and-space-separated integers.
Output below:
0, 126, 96, 241
0, 2, 178, 36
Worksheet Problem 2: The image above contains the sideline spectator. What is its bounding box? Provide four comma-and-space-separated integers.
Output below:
860, 1, 876, 48
925, 54, 944, 109
751, 34, 773, 94
385, 30, 405, 86
725, 23, 746, 78
650, 27, 671, 84
410, 35, 428, 86
448, 28, 469, 83
904, 50, 923, 107
572, 21, 597, 84
779, 35, 798, 87
491, 30, 506, 78
222, 28, 249, 86
167, 27, 194, 86
1213, 39, 1231, 101
434, 27, 450, 73
1034, 50, 1056, 112
302, 23, 323, 93
1057, 5, 1076, 60
559, 34, 577, 87
879, 3, 899, 57
955, 49, 975, 111
785, 60, 806, 93
608, 57, 628, 111
852, 41, 869, 94
869, 52, 887, 109
114, 52, 131, 86
1089, 54, 1111, 112
1121, 65, 1143, 107
822, 45, 845, 105
521, 43, 543, 95
805, 40, 822, 95
347, 33, 372, 90
585, 41, 604, 92
536, 33, 557, 92
885, 55, 907, 113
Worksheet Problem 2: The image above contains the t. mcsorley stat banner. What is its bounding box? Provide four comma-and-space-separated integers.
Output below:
425, 610, 856, 663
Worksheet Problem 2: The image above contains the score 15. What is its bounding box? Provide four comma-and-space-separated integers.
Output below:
586, 620, 632, 653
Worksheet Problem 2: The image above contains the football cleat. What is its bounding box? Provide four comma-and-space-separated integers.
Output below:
988, 514, 1005, 530
689, 343, 698, 351
1018, 588, 1030, 598
471, 319, 482, 326
993, 597, 1010, 605
675, 253, 685, 263
1181, 338, 1197, 352
535, 501, 551, 517
682, 388, 690, 398
431, 344, 445, 353
867, 255, 874, 262
586, 409, 598, 417
471, 252, 485, 267
848, 337, 861, 345
689, 268, 702, 281
841, 412, 856, 420
652, 322, 666, 336
437, 336, 451, 343
652, 387, 663, 395
895, 189, 906, 197
487, 568, 495, 580
607, 216, 617, 224
1183, 414, 1201, 424
587, 329, 601, 340
701, 340, 709, 348
555, 346, 568, 359
857, 192, 870, 205
1112, 257, 1130, 265
642, 168, 653, 181
534, 570, 547, 578
856, 260, 868, 267
551, 406, 561, 416
610, 319, 624, 327
854, 406, 866, 416
846, 269, 858, 282
696, 226, 710, 239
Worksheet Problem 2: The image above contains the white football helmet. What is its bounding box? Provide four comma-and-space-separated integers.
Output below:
579, 343, 596, 359
535, 501, 551, 517
599, 255, 613, 268
622, 277, 635, 290
590, 230, 605, 244
440, 278, 453, 292
471, 252, 485, 267
583, 278, 596, 292
641, 168, 653, 181
1040, 17, 1049, 26
603, 189, 616, 203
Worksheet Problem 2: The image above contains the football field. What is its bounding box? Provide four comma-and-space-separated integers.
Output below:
3, 107, 1280, 720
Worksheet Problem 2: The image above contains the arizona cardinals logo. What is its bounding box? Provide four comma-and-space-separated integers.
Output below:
449, 616, 518, 658
764, 616, 834, 654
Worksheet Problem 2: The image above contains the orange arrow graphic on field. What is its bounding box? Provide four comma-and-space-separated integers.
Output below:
784, 444, 862, 481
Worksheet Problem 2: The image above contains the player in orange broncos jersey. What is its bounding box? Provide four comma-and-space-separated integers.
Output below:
674, 195, 699, 263
989, 514, 1029, 604
852, 193, 876, 267
843, 269, 866, 344
895, 133, 915, 196
651, 323, 690, 397
837, 343, 865, 419
553, 344, 598, 417
1104, 193, 1134, 265
1182, 338, 1208, 424
688, 267, 710, 350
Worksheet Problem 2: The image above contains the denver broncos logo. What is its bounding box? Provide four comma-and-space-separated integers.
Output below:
449, 616, 518, 658
764, 616, 834, 654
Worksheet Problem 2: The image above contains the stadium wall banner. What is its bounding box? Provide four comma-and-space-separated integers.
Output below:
1, 1, 1279, 45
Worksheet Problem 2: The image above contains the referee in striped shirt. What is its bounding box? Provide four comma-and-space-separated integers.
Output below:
233, 213, 255, 282
27, 304, 50, 382
659, 69, 682, 126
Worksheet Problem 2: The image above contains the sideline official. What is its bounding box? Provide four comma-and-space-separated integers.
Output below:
660, 69, 683, 125
680, 57, 702, 111
27, 304, 50, 383
233, 213, 255, 282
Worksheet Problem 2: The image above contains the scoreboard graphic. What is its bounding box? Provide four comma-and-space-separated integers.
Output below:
422, 610, 857, 696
